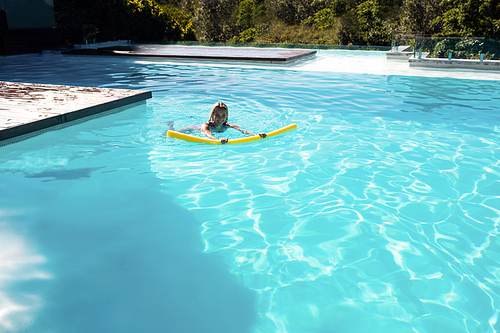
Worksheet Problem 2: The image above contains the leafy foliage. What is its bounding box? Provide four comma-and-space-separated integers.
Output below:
190, 0, 240, 42
236, 0, 267, 28
55, 0, 500, 46
302, 8, 337, 30
230, 22, 340, 44
54, 0, 195, 44
431, 0, 500, 37
356, 0, 397, 45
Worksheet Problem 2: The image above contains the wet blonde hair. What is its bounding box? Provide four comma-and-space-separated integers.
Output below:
208, 101, 228, 124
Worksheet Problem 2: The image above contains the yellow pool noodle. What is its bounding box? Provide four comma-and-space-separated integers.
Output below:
167, 123, 297, 145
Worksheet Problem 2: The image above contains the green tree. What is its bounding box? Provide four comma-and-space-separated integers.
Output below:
266, 0, 322, 25
56, 0, 500, 47
192, 0, 240, 42
401, 0, 443, 34
302, 0, 351, 29
237, 0, 267, 28
356, 0, 401, 45
432, 0, 500, 36
54, 0, 195, 44
301, 0, 370, 45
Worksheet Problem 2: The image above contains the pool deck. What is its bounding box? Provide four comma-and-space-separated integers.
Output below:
62, 44, 317, 63
0, 81, 151, 144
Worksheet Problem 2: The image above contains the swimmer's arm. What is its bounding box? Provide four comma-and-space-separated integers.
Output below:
228, 123, 267, 138
201, 123, 217, 139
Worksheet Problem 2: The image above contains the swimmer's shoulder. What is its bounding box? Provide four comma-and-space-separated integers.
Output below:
200, 122, 210, 131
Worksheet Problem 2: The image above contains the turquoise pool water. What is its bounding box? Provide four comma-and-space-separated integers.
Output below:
1, 50, 500, 333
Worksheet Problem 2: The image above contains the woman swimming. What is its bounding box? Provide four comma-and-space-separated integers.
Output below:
169, 102, 267, 144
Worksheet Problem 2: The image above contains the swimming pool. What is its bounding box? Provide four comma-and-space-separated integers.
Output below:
1, 50, 500, 333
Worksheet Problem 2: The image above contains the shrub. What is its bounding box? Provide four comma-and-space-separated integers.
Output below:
54, 0, 196, 43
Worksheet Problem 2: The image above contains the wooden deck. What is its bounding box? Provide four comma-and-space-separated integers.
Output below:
63, 45, 317, 63
0, 81, 151, 144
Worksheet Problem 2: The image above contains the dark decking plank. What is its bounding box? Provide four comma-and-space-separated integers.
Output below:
63, 45, 317, 63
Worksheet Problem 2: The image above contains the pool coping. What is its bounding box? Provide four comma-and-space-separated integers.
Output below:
408, 57, 500, 71
0, 81, 152, 145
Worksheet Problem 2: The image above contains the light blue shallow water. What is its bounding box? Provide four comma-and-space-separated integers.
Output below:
1, 51, 500, 333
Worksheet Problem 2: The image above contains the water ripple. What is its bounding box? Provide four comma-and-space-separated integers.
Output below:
148, 66, 500, 331
2, 53, 499, 332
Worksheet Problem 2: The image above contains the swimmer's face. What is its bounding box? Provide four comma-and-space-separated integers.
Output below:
213, 107, 228, 125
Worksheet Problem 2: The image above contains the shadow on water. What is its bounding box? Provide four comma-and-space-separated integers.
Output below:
3, 168, 256, 333
24, 167, 105, 181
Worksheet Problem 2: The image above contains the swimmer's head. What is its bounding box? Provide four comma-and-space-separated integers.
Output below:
209, 101, 228, 125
